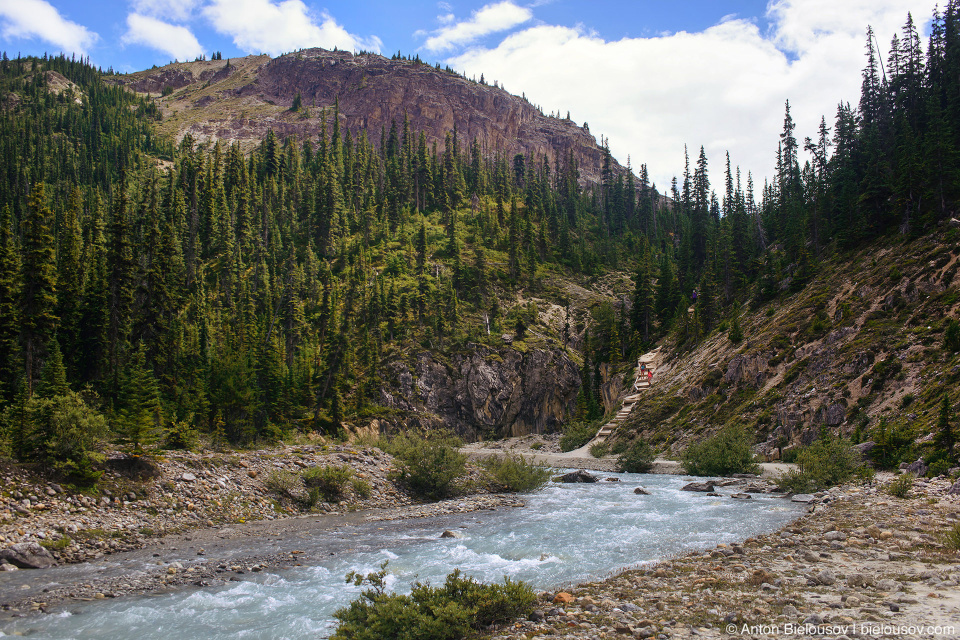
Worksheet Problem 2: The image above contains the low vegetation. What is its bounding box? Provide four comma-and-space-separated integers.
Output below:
681, 426, 760, 476
887, 473, 914, 498
778, 433, 866, 493
479, 454, 552, 493
617, 438, 654, 473
332, 562, 537, 640
559, 420, 598, 452
382, 431, 466, 500
302, 464, 354, 503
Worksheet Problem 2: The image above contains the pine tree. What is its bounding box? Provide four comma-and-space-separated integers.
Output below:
935, 394, 955, 458
20, 183, 58, 395
0, 205, 21, 401
117, 343, 163, 456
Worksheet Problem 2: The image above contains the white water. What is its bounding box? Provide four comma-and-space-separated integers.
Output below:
1, 473, 801, 639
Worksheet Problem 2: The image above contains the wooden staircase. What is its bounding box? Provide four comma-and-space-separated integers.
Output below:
591, 347, 660, 444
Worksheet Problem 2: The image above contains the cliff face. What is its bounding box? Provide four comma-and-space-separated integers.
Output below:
378, 345, 581, 440
114, 49, 621, 185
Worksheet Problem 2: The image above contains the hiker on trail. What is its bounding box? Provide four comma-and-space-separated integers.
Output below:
691, 289, 698, 302
647, 369, 653, 382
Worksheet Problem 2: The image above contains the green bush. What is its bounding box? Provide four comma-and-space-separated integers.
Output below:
617, 439, 654, 473
351, 478, 372, 499
480, 454, 551, 493
332, 562, 537, 640
384, 431, 466, 500
942, 522, 960, 552
887, 473, 914, 498
164, 418, 197, 450
2, 390, 108, 486
778, 434, 864, 493
559, 420, 597, 452
589, 442, 609, 458
681, 426, 760, 476
869, 418, 915, 470
264, 469, 301, 499
302, 464, 353, 503
945, 319, 960, 352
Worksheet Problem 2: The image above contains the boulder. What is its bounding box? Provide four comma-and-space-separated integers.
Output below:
791, 494, 815, 503
904, 458, 928, 476
180, 472, 197, 482
852, 441, 876, 456
947, 479, 960, 495
553, 592, 574, 604
0, 542, 55, 569
557, 470, 598, 483
440, 530, 464, 539
633, 487, 650, 495
603, 477, 620, 482
731, 493, 752, 500
681, 481, 715, 492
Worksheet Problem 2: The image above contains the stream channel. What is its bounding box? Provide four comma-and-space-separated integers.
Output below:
0, 472, 803, 639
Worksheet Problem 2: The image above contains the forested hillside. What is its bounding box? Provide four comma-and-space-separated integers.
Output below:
0, 6, 959, 482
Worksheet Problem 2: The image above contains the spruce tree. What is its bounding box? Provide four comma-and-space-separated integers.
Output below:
20, 183, 58, 395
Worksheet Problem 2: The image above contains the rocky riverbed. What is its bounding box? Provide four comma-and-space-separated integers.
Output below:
0, 443, 510, 570
482, 475, 960, 640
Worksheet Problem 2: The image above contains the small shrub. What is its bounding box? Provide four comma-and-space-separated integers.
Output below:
729, 315, 743, 344
332, 562, 537, 640
40, 535, 71, 551
480, 454, 552, 493
302, 465, 353, 503
161, 85, 173, 97
942, 523, 960, 552
559, 420, 597, 452
945, 319, 960, 352
384, 431, 466, 500
887, 473, 914, 498
681, 425, 760, 476
264, 469, 301, 499
530, 442, 543, 450
589, 442, 609, 458
164, 419, 197, 450
869, 418, 915, 470
778, 434, 864, 493
617, 439, 654, 473
351, 478, 372, 499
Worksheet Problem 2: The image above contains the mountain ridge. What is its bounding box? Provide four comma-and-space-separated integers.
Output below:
111, 48, 628, 186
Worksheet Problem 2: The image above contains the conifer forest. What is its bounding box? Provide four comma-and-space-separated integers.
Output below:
0, 7, 959, 480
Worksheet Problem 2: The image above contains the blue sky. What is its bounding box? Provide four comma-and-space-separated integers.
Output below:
0, 1, 939, 186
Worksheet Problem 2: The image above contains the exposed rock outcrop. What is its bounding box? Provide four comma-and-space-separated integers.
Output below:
113, 49, 630, 185
379, 344, 580, 439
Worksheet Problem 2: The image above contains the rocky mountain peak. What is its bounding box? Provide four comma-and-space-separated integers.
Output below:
114, 48, 625, 185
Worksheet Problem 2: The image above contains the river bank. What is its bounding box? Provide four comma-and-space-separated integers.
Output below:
482, 474, 960, 640
461, 434, 797, 478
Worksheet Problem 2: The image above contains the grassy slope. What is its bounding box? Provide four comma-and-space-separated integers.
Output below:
615, 227, 960, 457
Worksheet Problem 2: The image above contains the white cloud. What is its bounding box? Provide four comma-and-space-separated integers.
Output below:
122, 13, 203, 61
203, 0, 381, 56
423, 1, 532, 53
130, 0, 196, 23
447, 0, 937, 188
0, 0, 97, 55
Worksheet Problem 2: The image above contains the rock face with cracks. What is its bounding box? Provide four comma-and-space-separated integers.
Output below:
379, 345, 581, 439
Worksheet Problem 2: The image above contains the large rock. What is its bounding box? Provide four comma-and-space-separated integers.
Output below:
904, 458, 928, 476
380, 345, 580, 439
948, 479, 960, 495
0, 542, 55, 569
556, 470, 598, 483
725, 354, 769, 387
681, 481, 715, 492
